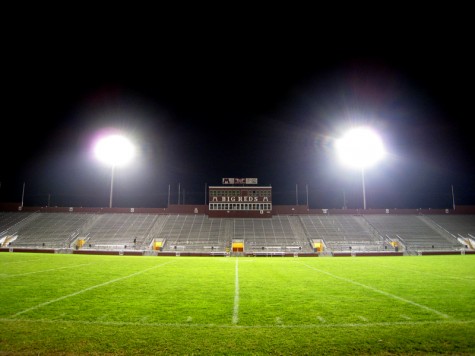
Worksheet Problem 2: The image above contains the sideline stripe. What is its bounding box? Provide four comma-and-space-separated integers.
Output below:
232, 258, 239, 324
0, 263, 95, 277
1, 318, 473, 329
11, 260, 175, 317
300, 263, 450, 319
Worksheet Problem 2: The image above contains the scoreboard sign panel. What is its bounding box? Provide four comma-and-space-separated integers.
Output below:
222, 178, 258, 185
209, 184, 272, 218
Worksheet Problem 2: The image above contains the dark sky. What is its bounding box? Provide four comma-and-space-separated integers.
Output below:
2, 12, 474, 209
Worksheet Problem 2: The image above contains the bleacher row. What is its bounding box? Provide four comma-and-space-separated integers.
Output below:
0, 212, 474, 254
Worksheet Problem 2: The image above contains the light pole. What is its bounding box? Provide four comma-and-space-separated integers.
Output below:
361, 168, 366, 210
109, 164, 115, 208
335, 127, 385, 209
94, 134, 135, 208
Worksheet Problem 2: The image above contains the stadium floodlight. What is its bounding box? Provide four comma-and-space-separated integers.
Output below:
94, 134, 135, 208
335, 127, 385, 209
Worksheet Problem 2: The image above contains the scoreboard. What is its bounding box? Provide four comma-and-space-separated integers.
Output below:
208, 178, 272, 218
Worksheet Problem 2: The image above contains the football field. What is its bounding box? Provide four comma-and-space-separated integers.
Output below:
1, 253, 474, 354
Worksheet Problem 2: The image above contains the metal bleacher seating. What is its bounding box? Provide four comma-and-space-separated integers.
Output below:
83, 213, 159, 249
157, 214, 228, 252
363, 215, 463, 252
427, 215, 475, 239
0, 212, 34, 232
233, 216, 313, 253
0, 212, 35, 247
6, 212, 93, 248
299, 214, 383, 252
421, 214, 475, 250
1, 211, 472, 254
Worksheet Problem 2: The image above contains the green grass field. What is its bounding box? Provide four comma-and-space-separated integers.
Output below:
1, 253, 474, 355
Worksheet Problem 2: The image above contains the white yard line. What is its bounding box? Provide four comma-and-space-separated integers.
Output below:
232, 258, 240, 325
12, 260, 175, 317
1, 317, 473, 329
301, 263, 450, 319
1, 263, 95, 277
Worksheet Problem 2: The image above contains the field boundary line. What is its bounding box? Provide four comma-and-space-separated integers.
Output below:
232, 257, 239, 325
11, 260, 176, 317
0, 263, 95, 278
1, 317, 473, 329
300, 262, 450, 319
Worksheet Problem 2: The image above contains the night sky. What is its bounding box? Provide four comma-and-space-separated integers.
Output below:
2, 13, 474, 209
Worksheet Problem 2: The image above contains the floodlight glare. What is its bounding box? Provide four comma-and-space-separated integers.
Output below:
94, 135, 135, 167
94, 134, 135, 208
335, 127, 385, 169
335, 127, 385, 210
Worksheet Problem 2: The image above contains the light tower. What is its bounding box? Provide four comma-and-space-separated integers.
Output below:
94, 134, 135, 208
335, 127, 385, 209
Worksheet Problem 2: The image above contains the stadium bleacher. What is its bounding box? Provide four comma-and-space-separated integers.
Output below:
1, 210, 473, 255
300, 214, 384, 252
363, 215, 462, 252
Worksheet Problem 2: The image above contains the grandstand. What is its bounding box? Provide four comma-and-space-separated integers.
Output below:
1, 207, 474, 256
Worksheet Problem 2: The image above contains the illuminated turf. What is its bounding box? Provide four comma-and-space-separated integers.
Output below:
1, 253, 474, 355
